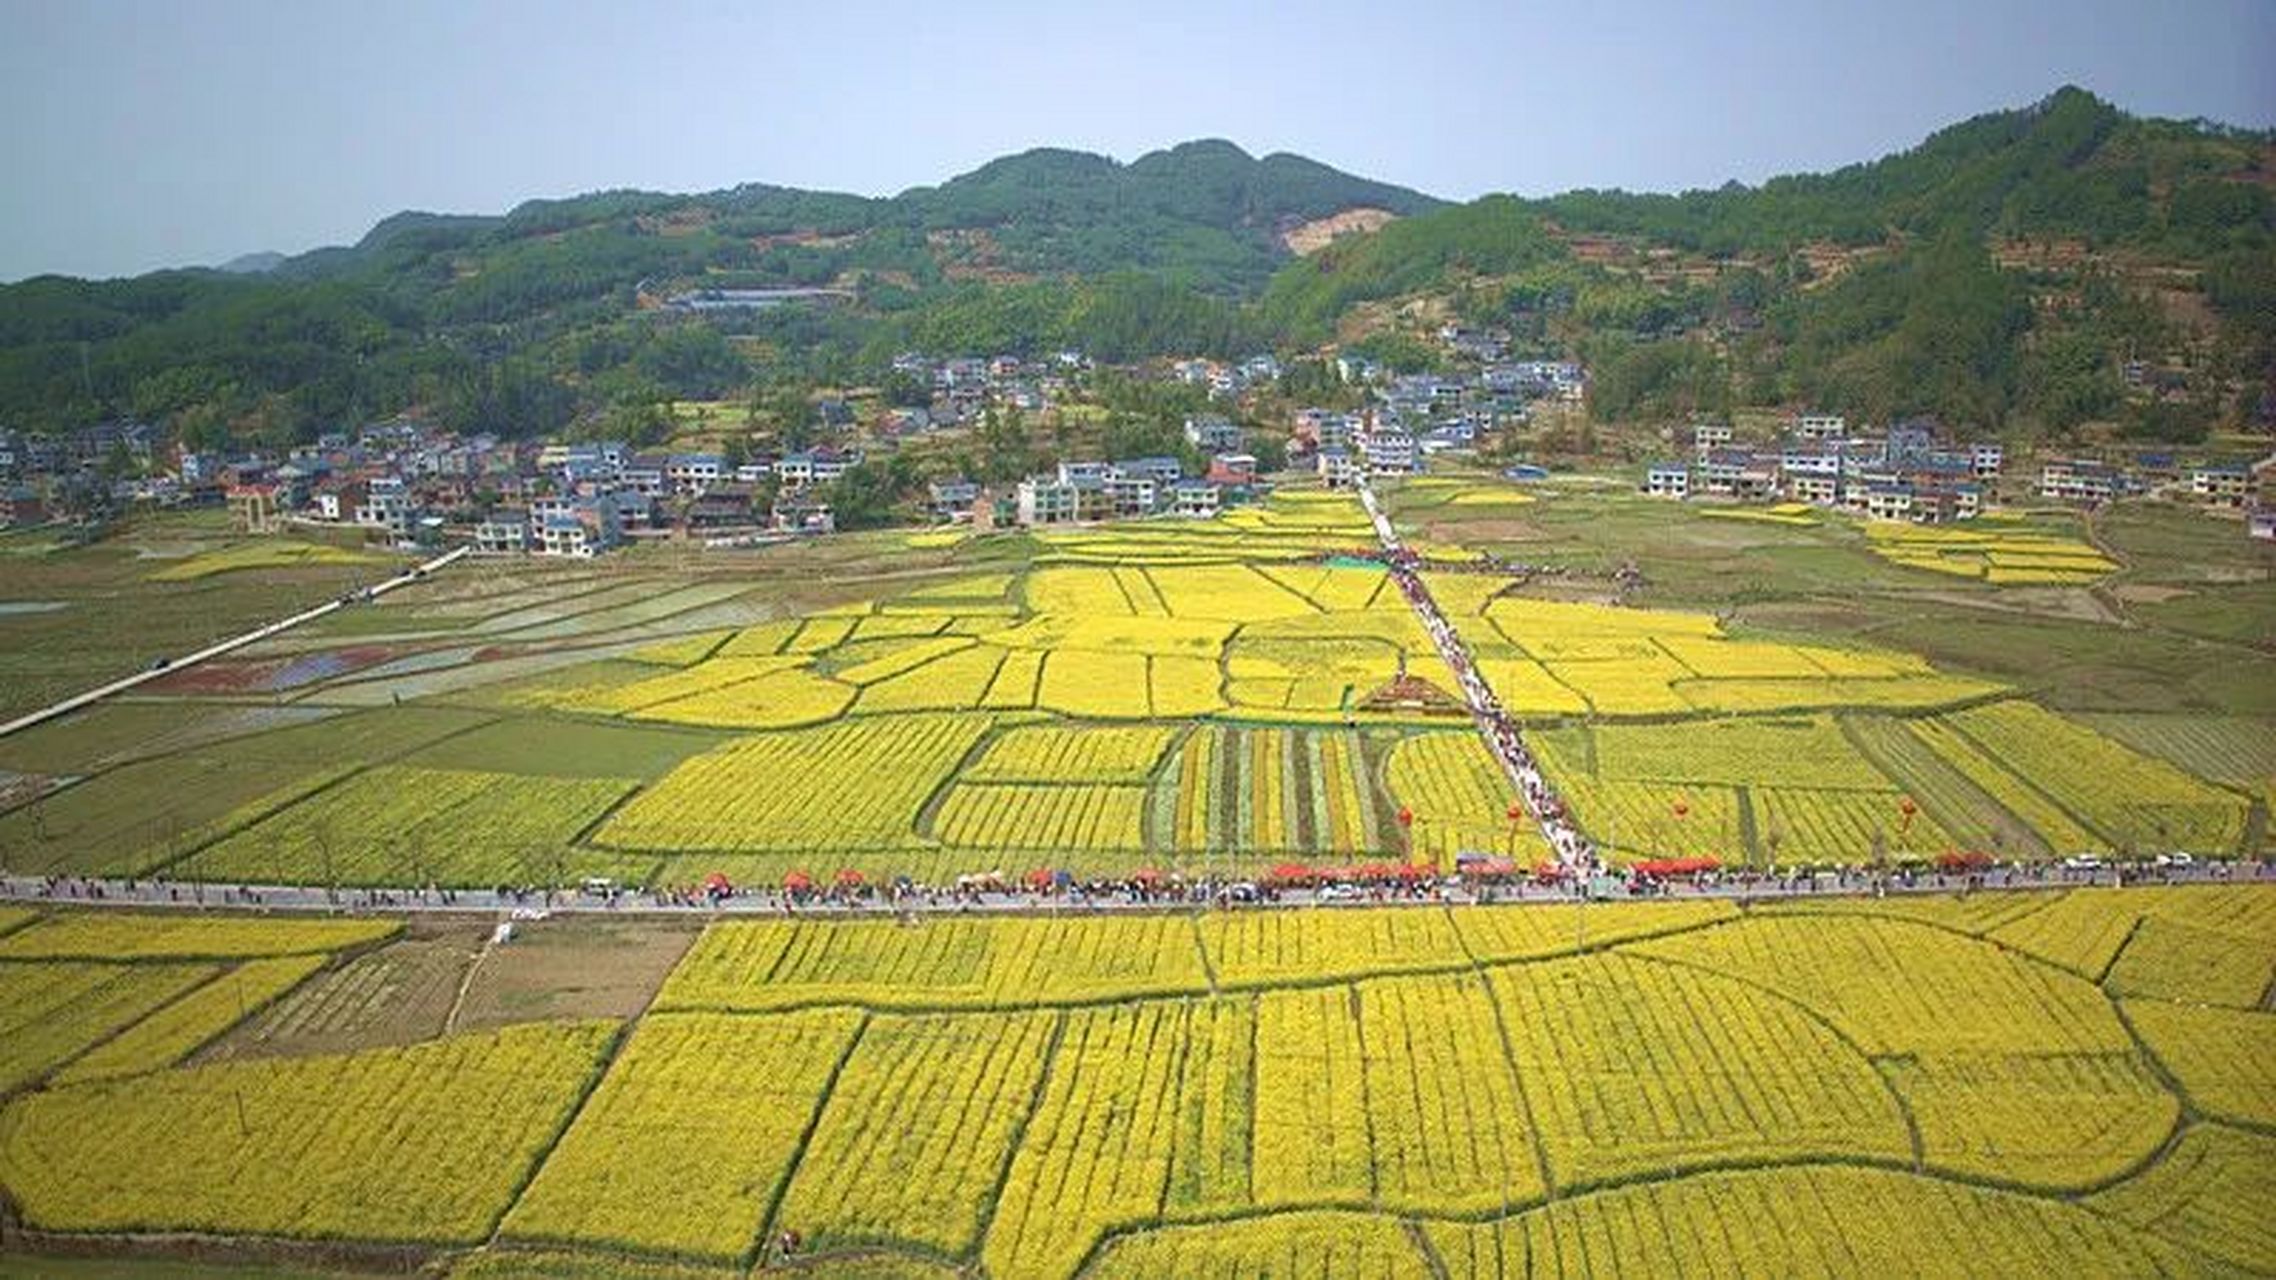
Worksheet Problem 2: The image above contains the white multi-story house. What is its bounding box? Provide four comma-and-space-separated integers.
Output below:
665, 453, 725, 494
1361, 429, 1416, 475
1690, 422, 1734, 454
1794, 414, 1846, 442
1970, 442, 2005, 480
2192, 463, 2250, 508
1015, 476, 1079, 526
1171, 480, 1222, 518
354, 478, 412, 539
2040, 459, 2118, 503
1645, 464, 1690, 499
473, 510, 530, 554
1786, 473, 1840, 505
1317, 447, 1361, 489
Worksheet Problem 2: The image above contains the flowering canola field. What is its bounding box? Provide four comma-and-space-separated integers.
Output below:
0, 886, 2272, 1274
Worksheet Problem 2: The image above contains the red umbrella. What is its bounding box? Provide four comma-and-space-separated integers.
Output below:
1025, 866, 1058, 889
1506, 803, 1526, 823
1532, 860, 1569, 879
782, 870, 813, 892
703, 872, 733, 893
1355, 862, 1396, 881
1266, 862, 1314, 885
1396, 807, 1414, 828
833, 868, 865, 887
1131, 867, 1163, 884
1396, 862, 1429, 881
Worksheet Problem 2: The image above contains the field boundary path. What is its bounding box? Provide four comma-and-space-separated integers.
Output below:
0, 544, 470, 740
1357, 479, 1599, 875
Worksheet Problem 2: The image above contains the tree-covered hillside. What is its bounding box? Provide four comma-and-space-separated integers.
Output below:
0, 88, 2267, 447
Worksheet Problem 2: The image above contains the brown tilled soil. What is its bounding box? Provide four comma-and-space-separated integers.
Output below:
451, 916, 701, 1030
199, 920, 484, 1061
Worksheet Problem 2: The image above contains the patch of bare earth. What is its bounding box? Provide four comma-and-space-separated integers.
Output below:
1281, 207, 1399, 255
1426, 517, 1549, 543
2114, 583, 2195, 604
453, 917, 700, 1030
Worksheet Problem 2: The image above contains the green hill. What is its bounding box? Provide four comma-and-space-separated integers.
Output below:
0, 89, 2267, 446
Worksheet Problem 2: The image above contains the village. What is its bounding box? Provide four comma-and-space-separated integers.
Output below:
0, 323, 2269, 554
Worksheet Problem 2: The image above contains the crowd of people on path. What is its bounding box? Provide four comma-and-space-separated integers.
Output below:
1356, 479, 1602, 881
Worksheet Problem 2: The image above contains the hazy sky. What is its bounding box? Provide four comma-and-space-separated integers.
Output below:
2, 0, 2271, 281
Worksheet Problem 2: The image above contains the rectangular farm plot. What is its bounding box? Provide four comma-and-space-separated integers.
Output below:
633, 665, 856, 730
1154, 726, 1394, 856
964, 724, 1177, 783
53, 954, 326, 1084
1149, 654, 1227, 717
1357, 972, 1547, 1214
1386, 732, 1549, 866
1589, 716, 1891, 790
1147, 563, 1319, 621
981, 999, 1252, 1279
658, 916, 1210, 1012
0, 960, 219, 1091
1036, 649, 1153, 718
182, 766, 637, 886
851, 643, 1005, 713
778, 1010, 1056, 1255
597, 715, 990, 852
980, 648, 1045, 709
1204, 907, 1471, 987
1943, 702, 2249, 854
1252, 986, 1373, 1208
0, 1020, 614, 1244
1752, 788, 1957, 864
503, 1010, 862, 1263
0, 913, 396, 959
0, 706, 490, 877
932, 783, 1149, 851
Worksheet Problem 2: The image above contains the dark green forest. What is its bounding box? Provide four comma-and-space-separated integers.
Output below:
0, 89, 2268, 447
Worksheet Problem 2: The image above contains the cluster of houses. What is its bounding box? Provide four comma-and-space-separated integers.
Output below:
187, 422, 871, 557
1001, 416, 1257, 527
1645, 417, 2003, 522
1170, 354, 1283, 398
886, 350, 1091, 427
0, 421, 166, 526
1643, 415, 2275, 530
1295, 360, 1581, 489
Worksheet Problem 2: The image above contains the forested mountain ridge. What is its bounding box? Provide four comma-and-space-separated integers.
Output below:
0, 88, 2268, 446
1271, 88, 2274, 436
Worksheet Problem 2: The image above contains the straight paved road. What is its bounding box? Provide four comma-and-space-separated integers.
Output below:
4, 863, 2264, 921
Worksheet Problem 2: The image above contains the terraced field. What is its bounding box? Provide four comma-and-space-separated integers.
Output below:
0, 884, 2269, 1275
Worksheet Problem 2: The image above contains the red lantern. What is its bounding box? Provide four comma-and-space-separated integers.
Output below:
1396, 807, 1414, 828
1899, 797, 1918, 816
1506, 803, 1525, 823
1672, 801, 1690, 818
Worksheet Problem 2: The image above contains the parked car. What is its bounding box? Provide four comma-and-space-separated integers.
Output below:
2153, 852, 2195, 869
2062, 854, 2104, 871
